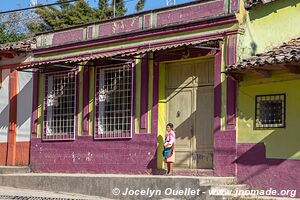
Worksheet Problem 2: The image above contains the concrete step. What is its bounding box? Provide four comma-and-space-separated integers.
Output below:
0, 173, 237, 199
0, 173, 286, 200
0, 166, 30, 174
173, 169, 215, 176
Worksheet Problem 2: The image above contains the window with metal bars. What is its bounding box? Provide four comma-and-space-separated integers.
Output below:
43, 71, 76, 140
255, 94, 286, 128
95, 64, 132, 139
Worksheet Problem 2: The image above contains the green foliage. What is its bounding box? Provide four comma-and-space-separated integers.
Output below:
115, 0, 127, 17
27, 0, 143, 33
0, 24, 27, 44
98, 0, 113, 20
27, 0, 99, 32
136, 0, 146, 12
0, 0, 146, 43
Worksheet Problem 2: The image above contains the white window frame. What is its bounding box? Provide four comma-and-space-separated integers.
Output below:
43, 70, 76, 141
94, 63, 133, 140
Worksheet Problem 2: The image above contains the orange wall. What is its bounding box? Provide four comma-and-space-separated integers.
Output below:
0, 143, 7, 165
0, 142, 30, 165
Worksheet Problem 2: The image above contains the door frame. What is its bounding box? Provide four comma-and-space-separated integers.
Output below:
157, 56, 215, 169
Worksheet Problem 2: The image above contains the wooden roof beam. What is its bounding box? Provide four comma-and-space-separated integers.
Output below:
252, 69, 272, 78
284, 64, 300, 74
0, 52, 15, 58
227, 72, 244, 81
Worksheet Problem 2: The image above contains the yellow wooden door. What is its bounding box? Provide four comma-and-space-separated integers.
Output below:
166, 59, 214, 169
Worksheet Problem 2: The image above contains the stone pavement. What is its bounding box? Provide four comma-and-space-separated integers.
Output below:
0, 186, 298, 200
0, 186, 113, 200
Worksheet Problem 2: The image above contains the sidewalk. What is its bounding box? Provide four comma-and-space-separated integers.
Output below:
0, 186, 112, 200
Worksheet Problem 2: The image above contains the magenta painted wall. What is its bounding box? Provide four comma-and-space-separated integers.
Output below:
236, 143, 300, 198
52, 29, 84, 45
231, 0, 239, 13
87, 26, 93, 40
139, 55, 149, 133
47, 0, 232, 47
214, 130, 237, 176
82, 66, 90, 135
30, 134, 157, 173
31, 73, 39, 137
212, 37, 238, 177
143, 15, 151, 29
99, 17, 141, 37
226, 35, 237, 130
156, 0, 224, 26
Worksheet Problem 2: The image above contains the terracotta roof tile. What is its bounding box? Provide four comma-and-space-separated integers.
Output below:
0, 39, 35, 52
226, 37, 300, 71
245, 0, 276, 9
18, 38, 221, 70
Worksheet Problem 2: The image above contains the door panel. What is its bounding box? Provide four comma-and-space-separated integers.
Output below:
166, 62, 194, 89
167, 89, 193, 168
195, 60, 214, 86
165, 59, 214, 169
195, 61, 209, 85
194, 86, 214, 169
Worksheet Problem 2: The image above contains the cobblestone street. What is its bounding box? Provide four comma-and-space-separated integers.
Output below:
0, 186, 110, 200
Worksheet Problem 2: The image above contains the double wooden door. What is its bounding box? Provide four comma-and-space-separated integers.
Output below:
165, 59, 214, 169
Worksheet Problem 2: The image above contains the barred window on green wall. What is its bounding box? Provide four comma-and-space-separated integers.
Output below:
255, 94, 286, 129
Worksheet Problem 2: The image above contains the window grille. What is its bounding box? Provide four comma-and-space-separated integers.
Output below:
255, 94, 285, 128
43, 71, 76, 140
95, 64, 133, 139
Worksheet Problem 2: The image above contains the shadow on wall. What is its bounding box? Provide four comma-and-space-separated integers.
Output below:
159, 61, 215, 169
245, 18, 258, 56
243, 0, 300, 57
234, 94, 300, 184
234, 135, 285, 184
0, 73, 33, 130
147, 141, 160, 174
249, 0, 300, 21
0, 71, 9, 132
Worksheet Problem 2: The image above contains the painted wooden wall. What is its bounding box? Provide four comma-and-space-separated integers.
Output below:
0, 69, 33, 165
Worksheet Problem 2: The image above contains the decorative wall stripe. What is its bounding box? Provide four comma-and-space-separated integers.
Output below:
7, 69, 18, 165
88, 67, 95, 136
77, 65, 84, 136
226, 35, 237, 130
140, 54, 149, 133
135, 58, 141, 134
132, 63, 136, 135
221, 39, 227, 130
157, 62, 166, 169
32, 73, 39, 137
152, 61, 159, 157
37, 74, 45, 138
82, 66, 90, 135
75, 70, 79, 137
213, 41, 223, 133
147, 53, 154, 134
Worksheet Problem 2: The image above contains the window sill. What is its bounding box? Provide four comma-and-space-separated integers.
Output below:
42, 133, 75, 141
